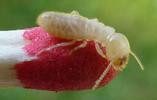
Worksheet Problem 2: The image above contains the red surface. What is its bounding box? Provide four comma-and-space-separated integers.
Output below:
15, 27, 117, 91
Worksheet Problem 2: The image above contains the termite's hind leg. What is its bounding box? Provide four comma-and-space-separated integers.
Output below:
69, 41, 87, 54
95, 42, 107, 59
36, 41, 76, 55
92, 61, 113, 90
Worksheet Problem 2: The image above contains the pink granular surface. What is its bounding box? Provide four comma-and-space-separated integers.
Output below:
15, 27, 117, 91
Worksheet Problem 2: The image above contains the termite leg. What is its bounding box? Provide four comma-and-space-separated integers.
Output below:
95, 42, 107, 59
92, 61, 113, 90
69, 41, 87, 54
36, 41, 76, 56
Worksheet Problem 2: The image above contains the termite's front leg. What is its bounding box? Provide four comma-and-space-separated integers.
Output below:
95, 42, 107, 59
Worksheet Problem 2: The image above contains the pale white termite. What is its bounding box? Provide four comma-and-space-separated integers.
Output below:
37, 11, 144, 90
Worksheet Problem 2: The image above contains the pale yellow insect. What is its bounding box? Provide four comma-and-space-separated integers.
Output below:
37, 11, 144, 90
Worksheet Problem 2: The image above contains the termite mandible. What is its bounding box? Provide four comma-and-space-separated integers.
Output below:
37, 11, 144, 90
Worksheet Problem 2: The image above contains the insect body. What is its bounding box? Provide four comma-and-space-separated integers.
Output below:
37, 11, 144, 90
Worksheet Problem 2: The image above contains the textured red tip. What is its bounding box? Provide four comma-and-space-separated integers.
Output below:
15, 27, 117, 91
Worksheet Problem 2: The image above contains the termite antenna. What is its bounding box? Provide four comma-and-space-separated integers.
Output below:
130, 51, 144, 70
92, 61, 113, 90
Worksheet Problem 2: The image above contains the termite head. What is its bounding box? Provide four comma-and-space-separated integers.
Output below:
106, 33, 130, 70
106, 33, 144, 71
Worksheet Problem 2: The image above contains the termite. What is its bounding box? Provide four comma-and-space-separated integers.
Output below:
37, 11, 144, 90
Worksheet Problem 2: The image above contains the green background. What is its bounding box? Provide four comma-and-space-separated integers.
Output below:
0, 0, 156, 100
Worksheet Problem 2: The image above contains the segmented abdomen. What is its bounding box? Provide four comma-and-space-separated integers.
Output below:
37, 11, 116, 44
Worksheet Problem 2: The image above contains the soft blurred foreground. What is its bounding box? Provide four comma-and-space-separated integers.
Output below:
0, 0, 157, 100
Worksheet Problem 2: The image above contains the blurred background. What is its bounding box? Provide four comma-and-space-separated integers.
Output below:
0, 0, 156, 100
